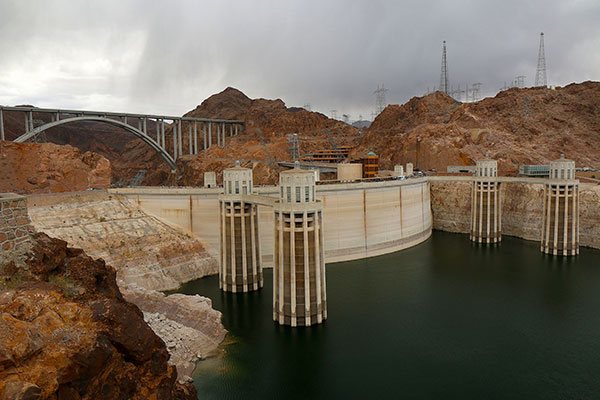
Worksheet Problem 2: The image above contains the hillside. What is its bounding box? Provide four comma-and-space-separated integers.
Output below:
352, 81, 600, 171
123, 87, 361, 186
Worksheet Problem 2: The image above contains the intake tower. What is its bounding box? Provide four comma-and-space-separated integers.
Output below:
273, 165, 327, 326
541, 155, 579, 256
219, 161, 263, 292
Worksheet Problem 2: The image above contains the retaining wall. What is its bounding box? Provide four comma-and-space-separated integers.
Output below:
0, 193, 33, 253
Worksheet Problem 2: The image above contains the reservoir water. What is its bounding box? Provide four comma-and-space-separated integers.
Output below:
176, 232, 600, 399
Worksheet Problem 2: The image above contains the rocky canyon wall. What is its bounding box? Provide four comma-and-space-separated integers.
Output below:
430, 180, 600, 250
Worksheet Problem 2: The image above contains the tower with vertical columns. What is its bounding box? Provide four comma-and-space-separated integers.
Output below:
541, 155, 579, 256
470, 157, 502, 243
273, 165, 327, 327
218, 161, 263, 292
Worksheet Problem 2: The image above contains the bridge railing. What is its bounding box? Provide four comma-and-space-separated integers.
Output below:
0, 105, 244, 162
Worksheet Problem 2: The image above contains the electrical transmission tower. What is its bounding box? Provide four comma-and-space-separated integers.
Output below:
469, 83, 482, 102
449, 84, 465, 101
303, 103, 311, 111
535, 32, 547, 87
515, 75, 526, 88
374, 84, 388, 115
440, 40, 449, 94
330, 110, 338, 120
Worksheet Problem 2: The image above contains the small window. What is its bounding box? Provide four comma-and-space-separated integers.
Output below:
242, 186, 247, 194
235, 181, 239, 194
228, 181, 232, 194
286, 187, 291, 202
560, 169, 564, 179
305, 186, 310, 202
281, 186, 284, 199
296, 187, 301, 202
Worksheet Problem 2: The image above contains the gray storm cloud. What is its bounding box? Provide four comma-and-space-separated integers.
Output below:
0, 0, 599, 120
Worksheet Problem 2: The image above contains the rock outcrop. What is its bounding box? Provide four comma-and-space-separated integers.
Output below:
354, 81, 600, 172
0, 141, 110, 194
0, 233, 197, 399
121, 284, 226, 380
430, 180, 600, 250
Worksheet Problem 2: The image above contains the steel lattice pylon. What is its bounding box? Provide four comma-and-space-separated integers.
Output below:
440, 41, 449, 94
535, 32, 547, 87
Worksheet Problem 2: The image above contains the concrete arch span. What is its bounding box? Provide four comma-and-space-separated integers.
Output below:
13, 116, 177, 170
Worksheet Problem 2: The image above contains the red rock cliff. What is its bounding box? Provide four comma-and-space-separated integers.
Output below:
0, 141, 110, 194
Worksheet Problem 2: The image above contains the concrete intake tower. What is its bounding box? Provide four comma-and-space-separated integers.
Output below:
541, 155, 579, 256
471, 157, 501, 243
219, 162, 263, 292
273, 166, 327, 326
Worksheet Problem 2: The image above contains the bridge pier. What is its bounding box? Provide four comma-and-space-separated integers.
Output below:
222, 123, 225, 147
541, 155, 579, 256
219, 161, 263, 292
172, 122, 178, 159
193, 122, 198, 154
188, 124, 192, 154
0, 108, 4, 140
178, 120, 183, 158
470, 157, 501, 243
155, 119, 160, 145
273, 164, 327, 327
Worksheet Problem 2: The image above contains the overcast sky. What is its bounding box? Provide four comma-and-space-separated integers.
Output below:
1, 0, 599, 121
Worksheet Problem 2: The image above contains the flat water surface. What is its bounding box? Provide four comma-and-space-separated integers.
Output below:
176, 232, 600, 399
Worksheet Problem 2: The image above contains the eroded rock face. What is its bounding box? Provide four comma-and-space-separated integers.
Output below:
430, 180, 600, 250
27, 191, 218, 291
0, 141, 111, 195
0, 233, 197, 400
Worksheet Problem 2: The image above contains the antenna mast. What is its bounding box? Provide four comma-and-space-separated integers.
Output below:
440, 41, 449, 94
535, 32, 547, 87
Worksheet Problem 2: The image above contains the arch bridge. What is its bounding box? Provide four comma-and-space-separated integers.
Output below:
0, 106, 244, 170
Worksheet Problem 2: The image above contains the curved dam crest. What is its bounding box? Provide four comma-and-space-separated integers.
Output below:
111, 178, 433, 266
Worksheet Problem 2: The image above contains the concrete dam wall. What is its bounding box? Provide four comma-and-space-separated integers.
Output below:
112, 178, 433, 266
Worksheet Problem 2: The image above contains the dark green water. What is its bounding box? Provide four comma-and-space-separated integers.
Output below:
176, 232, 600, 399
